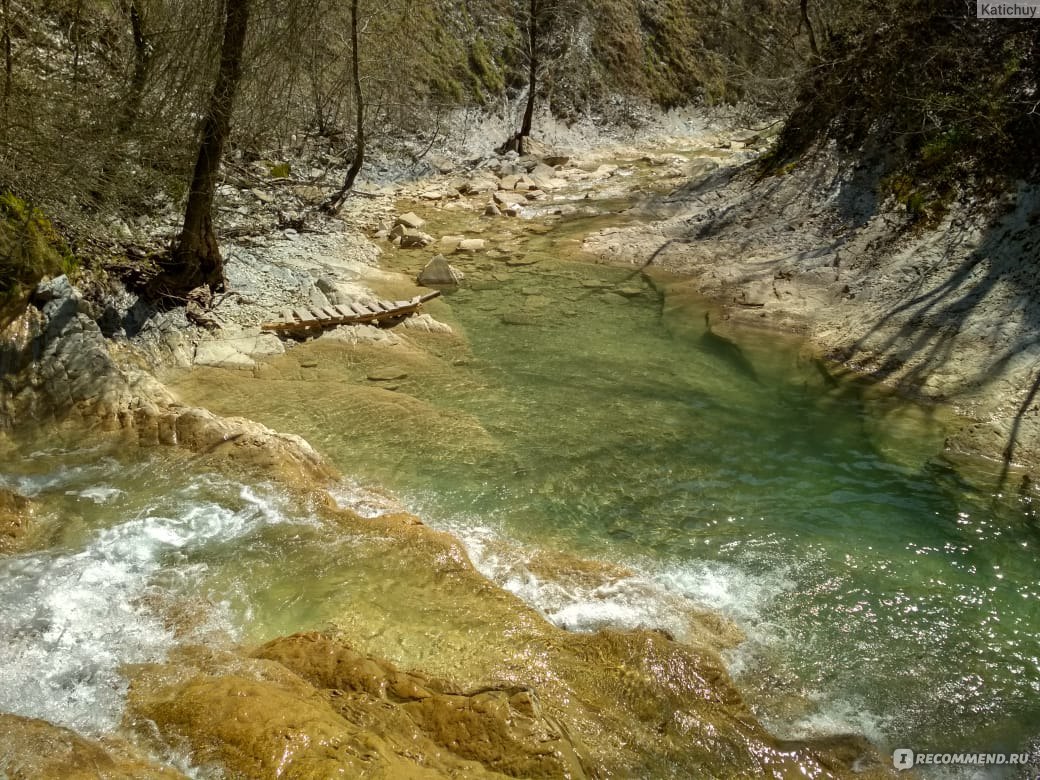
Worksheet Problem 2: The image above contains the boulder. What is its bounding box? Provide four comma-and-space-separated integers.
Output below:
456, 238, 486, 254
399, 228, 434, 249
394, 212, 426, 230
459, 176, 498, 196
125, 636, 591, 780
417, 255, 464, 286
493, 191, 528, 208
499, 174, 521, 190
484, 203, 501, 217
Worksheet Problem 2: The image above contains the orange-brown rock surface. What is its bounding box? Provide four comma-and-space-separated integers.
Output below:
0, 713, 186, 779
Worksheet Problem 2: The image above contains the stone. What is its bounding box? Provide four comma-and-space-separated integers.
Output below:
126, 636, 591, 780
501, 312, 540, 326
499, 174, 521, 190
493, 191, 528, 208
429, 155, 455, 174
315, 276, 341, 304
399, 228, 434, 249
436, 235, 464, 253
460, 177, 498, 195
484, 203, 501, 217
33, 275, 75, 304
456, 238, 486, 254
506, 256, 540, 267
251, 188, 275, 204
543, 154, 570, 167
292, 185, 325, 203
417, 255, 464, 286
616, 286, 645, 298
394, 212, 426, 230
367, 368, 408, 382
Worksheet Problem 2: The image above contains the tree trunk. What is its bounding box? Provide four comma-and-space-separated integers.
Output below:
322, 0, 364, 215
161, 0, 250, 297
800, 0, 819, 59
517, 0, 538, 154
2, 0, 12, 114
92, 0, 151, 204
119, 0, 149, 136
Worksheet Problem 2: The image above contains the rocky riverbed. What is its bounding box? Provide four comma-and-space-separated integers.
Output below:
4, 114, 1035, 777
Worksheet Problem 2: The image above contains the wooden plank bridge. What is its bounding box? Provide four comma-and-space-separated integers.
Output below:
261, 291, 441, 336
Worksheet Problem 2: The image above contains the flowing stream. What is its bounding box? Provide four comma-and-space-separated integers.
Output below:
3, 149, 1039, 775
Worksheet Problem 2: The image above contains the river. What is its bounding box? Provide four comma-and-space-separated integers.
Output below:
2, 147, 1038, 776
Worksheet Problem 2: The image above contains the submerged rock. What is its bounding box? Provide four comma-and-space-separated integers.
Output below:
0, 488, 34, 554
0, 713, 186, 779
126, 638, 591, 779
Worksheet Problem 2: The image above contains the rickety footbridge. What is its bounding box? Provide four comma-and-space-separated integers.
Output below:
261, 291, 442, 336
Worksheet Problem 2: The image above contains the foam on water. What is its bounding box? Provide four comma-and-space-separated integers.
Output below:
0, 478, 296, 735
328, 479, 403, 519
429, 515, 791, 643
66, 486, 126, 504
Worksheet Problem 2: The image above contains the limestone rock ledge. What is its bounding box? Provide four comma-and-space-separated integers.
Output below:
126, 635, 590, 779
0, 278, 336, 489
123, 634, 893, 780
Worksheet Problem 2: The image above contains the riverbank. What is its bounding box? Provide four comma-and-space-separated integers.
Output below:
581, 141, 1040, 484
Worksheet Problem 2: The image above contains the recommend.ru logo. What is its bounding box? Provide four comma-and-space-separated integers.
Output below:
893, 748, 1034, 771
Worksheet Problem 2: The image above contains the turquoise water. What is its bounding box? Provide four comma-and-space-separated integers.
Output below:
347, 247, 1040, 761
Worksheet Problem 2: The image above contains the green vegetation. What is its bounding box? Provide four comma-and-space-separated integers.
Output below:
767, 0, 1040, 216
0, 194, 75, 301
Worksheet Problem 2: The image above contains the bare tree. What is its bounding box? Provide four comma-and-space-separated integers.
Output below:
322, 0, 363, 214
157, 0, 251, 297
501, 0, 582, 154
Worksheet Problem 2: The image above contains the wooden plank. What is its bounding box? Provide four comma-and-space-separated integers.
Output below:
334, 305, 356, 320
280, 308, 294, 324
393, 300, 412, 309
293, 308, 314, 323
321, 306, 340, 320
349, 302, 373, 316
308, 306, 328, 321
376, 301, 394, 312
